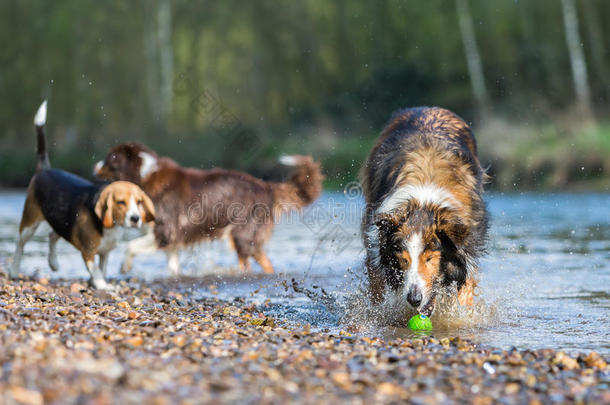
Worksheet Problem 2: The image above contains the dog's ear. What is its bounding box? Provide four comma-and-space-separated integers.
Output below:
374, 213, 403, 279
435, 211, 469, 287
95, 189, 114, 228
139, 189, 155, 223
375, 213, 399, 234
375, 213, 401, 256
437, 230, 468, 287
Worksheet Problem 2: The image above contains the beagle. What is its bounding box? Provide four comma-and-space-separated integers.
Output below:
9, 101, 155, 290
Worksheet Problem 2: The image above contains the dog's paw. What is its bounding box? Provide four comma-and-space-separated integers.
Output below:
8, 265, 20, 280
89, 278, 118, 292
120, 261, 132, 275
48, 257, 59, 272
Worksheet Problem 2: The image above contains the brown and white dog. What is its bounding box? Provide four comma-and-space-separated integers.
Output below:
93, 144, 323, 275
10, 101, 155, 290
360, 107, 488, 316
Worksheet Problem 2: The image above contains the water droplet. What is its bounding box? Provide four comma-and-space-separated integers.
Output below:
483, 362, 495, 374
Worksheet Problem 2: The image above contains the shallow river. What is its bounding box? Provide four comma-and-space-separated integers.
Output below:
0, 191, 608, 354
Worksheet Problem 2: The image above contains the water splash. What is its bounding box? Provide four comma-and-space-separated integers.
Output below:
290, 271, 500, 339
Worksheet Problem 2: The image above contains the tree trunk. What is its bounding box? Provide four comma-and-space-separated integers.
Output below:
560, 0, 592, 116
581, 0, 608, 92
456, 0, 490, 119
157, 0, 173, 122
145, 0, 173, 129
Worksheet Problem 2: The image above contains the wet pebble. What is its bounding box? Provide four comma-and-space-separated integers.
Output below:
0, 274, 607, 404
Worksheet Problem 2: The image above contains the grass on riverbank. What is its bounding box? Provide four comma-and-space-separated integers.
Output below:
305, 119, 610, 191
479, 120, 610, 191
1, 119, 609, 192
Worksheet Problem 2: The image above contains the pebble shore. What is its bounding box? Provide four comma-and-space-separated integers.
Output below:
0, 274, 608, 405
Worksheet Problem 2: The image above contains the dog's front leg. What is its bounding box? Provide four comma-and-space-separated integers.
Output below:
458, 278, 477, 306
99, 252, 109, 277
121, 232, 157, 274
82, 253, 115, 291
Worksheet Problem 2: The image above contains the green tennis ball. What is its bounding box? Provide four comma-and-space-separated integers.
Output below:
408, 314, 432, 330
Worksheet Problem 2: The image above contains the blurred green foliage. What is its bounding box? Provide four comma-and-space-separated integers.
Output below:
1, 0, 609, 189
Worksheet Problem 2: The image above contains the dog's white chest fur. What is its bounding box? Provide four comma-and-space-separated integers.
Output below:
98, 227, 124, 254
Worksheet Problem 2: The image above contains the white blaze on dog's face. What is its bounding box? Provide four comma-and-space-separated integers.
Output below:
95, 181, 155, 229
403, 232, 425, 303
376, 209, 444, 316
93, 144, 159, 184
396, 229, 442, 315
124, 195, 142, 227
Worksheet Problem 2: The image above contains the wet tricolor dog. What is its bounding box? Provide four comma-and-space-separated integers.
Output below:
360, 107, 488, 316
94, 144, 323, 275
10, 101, 155, 290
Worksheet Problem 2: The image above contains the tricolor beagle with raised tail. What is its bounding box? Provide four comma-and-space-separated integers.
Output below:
10, 101, 155, 290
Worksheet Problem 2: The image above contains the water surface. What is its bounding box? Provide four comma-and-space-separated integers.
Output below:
1, 191, 608, 354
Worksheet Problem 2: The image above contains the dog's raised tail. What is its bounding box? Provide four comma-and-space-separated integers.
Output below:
272, 155, 324, 215
34, 100, 50, 172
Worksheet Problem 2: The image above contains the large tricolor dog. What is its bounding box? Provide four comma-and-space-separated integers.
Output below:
360, 107, 488, 316
10, 101, 155, 290
94, 144, 323, 275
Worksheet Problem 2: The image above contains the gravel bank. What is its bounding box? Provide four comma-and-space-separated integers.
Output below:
0, 274, 608, 404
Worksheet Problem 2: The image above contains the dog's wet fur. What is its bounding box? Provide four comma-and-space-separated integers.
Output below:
95, 143, 323, 274
360, 107, 488, 316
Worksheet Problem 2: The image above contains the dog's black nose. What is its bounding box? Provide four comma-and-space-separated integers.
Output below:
130, 215, 140, 223
407, 287, 422, 308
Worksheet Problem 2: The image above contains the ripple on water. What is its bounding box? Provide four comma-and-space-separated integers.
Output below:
0, 191, 608, 354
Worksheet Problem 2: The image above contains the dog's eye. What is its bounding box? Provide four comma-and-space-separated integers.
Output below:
396, 254, 409, 267
117, 200, 126, 206
426, 256, 433, 263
